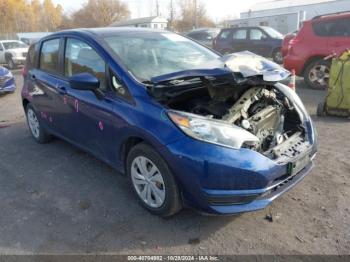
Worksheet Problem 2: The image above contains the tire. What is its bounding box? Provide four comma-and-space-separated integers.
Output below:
317, 101, 326, 117
25, 104, 52, 143
304, 59, 330, 90
272, 48, 283, 64
6, 57, 16, 70
127, 143, 182, 217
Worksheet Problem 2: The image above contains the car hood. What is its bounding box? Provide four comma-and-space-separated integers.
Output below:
150, 51, 290, 84
7, 48, 28, 53
222, 51, 290, 81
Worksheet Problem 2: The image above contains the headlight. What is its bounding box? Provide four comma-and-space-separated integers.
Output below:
5, 71, 13, 78
168, 111, 259, 149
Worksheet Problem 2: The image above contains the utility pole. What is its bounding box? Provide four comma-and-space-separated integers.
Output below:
156, 0, 160, 16
193, 0, 198, 29
169, 0, 174, 30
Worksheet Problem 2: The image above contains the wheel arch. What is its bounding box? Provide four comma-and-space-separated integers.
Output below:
22, 98, 30, 111
301, 56, 325, 75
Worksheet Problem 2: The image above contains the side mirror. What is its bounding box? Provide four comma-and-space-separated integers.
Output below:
69, 73, 100, 91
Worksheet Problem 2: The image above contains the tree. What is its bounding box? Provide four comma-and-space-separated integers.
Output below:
174, 0, 215, 32
72, 0, 130, 28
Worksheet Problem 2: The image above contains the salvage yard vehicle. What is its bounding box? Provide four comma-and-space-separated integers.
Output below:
0, 66, 15, 94
0, 40, 28, 69
213, 26, 284, 64
186, 28, 220, 48
22, 28, 317, 217
284, 11, 350, 90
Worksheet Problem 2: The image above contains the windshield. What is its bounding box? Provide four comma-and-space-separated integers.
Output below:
104, 32, 221, 81
2, 41, 28, 49
263, 27, 283, 39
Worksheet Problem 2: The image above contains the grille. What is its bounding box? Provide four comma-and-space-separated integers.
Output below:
0, 76, 10, 87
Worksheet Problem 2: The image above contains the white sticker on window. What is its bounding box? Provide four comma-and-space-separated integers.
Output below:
162, 34, 189, 42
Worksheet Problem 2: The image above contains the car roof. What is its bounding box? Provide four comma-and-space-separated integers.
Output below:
48, 27, 170, 39
309, 11, 350, 23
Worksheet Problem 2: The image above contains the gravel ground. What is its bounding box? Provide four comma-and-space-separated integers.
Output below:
0, 72, 349, 255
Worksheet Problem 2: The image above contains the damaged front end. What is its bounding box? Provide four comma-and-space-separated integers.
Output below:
146, 52, 316, 165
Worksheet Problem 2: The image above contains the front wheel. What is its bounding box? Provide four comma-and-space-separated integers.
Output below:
7, 58, 16, 70
272, 48, 283, 64
304, 59, 330, 90
26, 104, 52, 143
127, 143, 182, 217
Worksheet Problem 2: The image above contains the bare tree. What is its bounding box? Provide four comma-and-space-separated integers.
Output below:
174, 0, 215, 32
72, 0, 130, 28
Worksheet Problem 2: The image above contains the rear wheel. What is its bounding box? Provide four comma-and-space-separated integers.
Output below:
127, 143, 182, 217
25, 104, 52, 143
304, 59, 330, 90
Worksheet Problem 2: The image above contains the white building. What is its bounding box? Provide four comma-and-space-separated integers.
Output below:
228, 0, 350, 34
110, 16, 168, 30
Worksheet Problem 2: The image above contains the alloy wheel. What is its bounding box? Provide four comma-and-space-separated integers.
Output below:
131, 156, 166, 208
308, 64, 330, 88
27, 108, 40, 139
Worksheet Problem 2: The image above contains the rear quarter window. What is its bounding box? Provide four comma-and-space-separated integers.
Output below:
313, 18, 350, 37
26, 44, 36, 68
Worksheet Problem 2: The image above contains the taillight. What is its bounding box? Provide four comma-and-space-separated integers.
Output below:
288, 37, 300, 49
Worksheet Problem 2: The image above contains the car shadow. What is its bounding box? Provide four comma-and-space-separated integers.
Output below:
0, 122, 236, 253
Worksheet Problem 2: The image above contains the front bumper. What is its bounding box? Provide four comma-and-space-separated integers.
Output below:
160, 129, 317, 215
284, 54, 305, 76
0, 78, 16, 93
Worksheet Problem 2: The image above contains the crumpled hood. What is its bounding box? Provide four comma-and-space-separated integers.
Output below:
222, 51, 290, 82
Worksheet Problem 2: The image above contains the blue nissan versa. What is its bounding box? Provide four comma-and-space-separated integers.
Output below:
22, 28, 317, 217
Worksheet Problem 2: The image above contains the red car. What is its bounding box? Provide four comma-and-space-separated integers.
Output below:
284, 12, 350, 89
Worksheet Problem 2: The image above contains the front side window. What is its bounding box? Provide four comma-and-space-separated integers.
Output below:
232, 30, 247, 40
104, 32, 221, 81
250, 29, 267, 40
65, 38, 106, 91
218, 30, 231, 40
40, 39, 60, 74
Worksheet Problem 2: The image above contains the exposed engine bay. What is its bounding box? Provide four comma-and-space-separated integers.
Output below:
149, 73, 311, 162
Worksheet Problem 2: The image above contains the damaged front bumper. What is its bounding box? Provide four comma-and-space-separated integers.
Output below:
158, 117, 317, 215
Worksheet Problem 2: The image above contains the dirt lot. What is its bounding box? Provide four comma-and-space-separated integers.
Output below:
0, 72, 349, 255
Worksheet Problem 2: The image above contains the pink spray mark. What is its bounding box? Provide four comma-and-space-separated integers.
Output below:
41, 112, 47, 119
74, 99, 79, 113
98, 121, 104, 131
63, 95, 68, 105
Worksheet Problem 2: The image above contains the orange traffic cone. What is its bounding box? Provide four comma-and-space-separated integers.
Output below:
288, 69, 296, 91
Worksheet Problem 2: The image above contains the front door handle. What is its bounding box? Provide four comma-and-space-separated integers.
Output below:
56, 85, 67, 95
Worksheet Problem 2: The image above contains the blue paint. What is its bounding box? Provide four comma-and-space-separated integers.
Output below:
21, 28, 317, 215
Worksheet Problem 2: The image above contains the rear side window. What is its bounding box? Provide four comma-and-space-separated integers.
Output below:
64, 38, 106, 91
250, 29, 267, 40
40, 39, 60, 74
313, 18, 350, 37
232, 29, 247, 40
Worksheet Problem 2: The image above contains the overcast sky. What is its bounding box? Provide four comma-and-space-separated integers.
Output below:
52, 0, 263, 21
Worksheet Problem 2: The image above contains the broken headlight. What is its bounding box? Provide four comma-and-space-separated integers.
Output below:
168, 111, 259, 149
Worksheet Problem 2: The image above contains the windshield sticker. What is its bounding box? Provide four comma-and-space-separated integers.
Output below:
162, 34, 189, 42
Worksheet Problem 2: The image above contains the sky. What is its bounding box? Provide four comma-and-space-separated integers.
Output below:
52, 0, 264, 21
